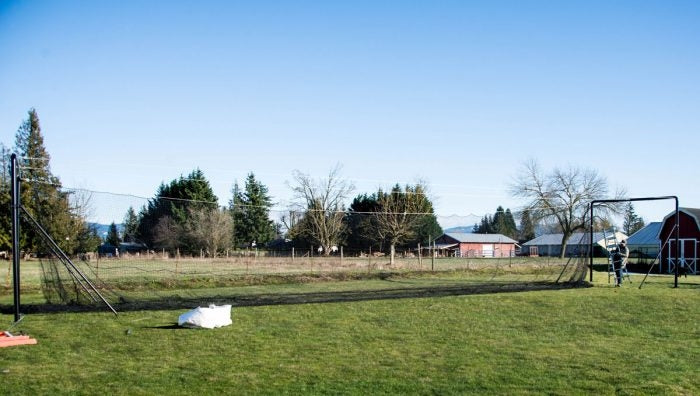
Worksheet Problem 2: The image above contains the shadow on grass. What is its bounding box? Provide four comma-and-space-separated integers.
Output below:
146, 324, 187, 330
1, 281, 590, 315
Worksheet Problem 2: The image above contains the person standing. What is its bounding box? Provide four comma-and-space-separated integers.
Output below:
614, 240, 629, 286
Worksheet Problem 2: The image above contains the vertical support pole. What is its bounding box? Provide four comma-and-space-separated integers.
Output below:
431, 240, 435, 271
589, 203, 594, 283
340, 246, 343, 266
674, 199, 679, 288
10, 154, 21, 322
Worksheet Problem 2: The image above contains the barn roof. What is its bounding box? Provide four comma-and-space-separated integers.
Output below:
444, 232, 518, 244
627, 222, 661, 246
660, 207, 700, 230
522, 231, 627, 247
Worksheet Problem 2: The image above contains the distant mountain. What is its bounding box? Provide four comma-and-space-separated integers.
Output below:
444, 226, 474, 234
436, 214, 481, 232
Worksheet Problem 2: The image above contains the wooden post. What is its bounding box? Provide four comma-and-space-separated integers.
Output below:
431, 241, 435, 271
418, 243, 422, 270
292, 247, 295, 262
340, 246, 344, 266
368, 246, 372, 273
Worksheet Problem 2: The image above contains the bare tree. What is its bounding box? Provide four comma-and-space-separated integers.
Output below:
289, 165, 354, 255
510, 159, 623, 258
374, 183, 433, 265
185, 207, 232, 256
153, 216, 181, 252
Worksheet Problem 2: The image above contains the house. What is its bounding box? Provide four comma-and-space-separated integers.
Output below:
521, 231, 628, 257
433, 233, 518, 258
626, 222, 662, 259
658, 207, 699, 274
98, 242, 148, 257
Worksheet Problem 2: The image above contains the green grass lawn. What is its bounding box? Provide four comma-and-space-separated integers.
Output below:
1, 273, 698, 395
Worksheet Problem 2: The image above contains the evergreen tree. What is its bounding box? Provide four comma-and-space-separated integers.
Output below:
137, 169, 218, 253
122, 206, 139, 243
474, 214, 493, 233
229, 173, 275, 247
503, 209, 518, 239
0, 144, 11, 250
474, 207, 518, 239
345, 193, 381, 250
622, 203, 645, 236
106, 222, 121, 246
345, 187, 441, 253
519, 208, 536, 242
14, 109, 88, 253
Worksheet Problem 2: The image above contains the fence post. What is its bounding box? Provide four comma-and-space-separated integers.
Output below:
418, 243, 422, 269
340, 246, 344, 266
292, 247, 295, 262
431, 241, 435, 271
368, 247, 372, 273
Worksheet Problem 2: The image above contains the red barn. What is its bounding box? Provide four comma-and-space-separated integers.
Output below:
658, 207, 699, 274
434, 233, 518, 258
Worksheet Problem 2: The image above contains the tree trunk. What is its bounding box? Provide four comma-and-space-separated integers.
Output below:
559, 233, 572, 259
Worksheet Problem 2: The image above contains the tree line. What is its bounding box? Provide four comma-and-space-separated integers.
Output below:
2, 109, 645, 259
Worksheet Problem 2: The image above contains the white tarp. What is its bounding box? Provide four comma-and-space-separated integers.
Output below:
178, 304, 232, 329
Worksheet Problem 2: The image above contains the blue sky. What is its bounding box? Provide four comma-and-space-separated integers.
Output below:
1, 1, 699, 225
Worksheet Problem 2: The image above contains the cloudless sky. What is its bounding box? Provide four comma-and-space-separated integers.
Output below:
1, 1, 699, 225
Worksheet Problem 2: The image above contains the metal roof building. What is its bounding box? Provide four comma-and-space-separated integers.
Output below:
434, 233, 518, 258
626, 222, 662, 258
521, 231, 628, 257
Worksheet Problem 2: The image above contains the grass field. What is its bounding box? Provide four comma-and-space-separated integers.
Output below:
1, 269, 698, 395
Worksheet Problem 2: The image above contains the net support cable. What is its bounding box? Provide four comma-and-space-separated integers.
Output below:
10, 154, 118, 318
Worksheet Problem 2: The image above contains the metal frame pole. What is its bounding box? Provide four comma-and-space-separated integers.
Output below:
589, 196, 679, 287
589, 203, 593, 282
674, 200, 679, 288
10, 154, 21, 322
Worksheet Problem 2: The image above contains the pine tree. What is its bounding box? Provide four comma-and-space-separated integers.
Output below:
474, 207, 517, 239
622, 203, 645, 235
0, 144, 11, 250
519, 209, 536, 242
122, 206, 139, 243
106, 222, 121, 246
14, 109, 87, 253
474, 214, 493, 233
230, 173, 275, 247
345, 193, 381, 250
504, 209, 518, 239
